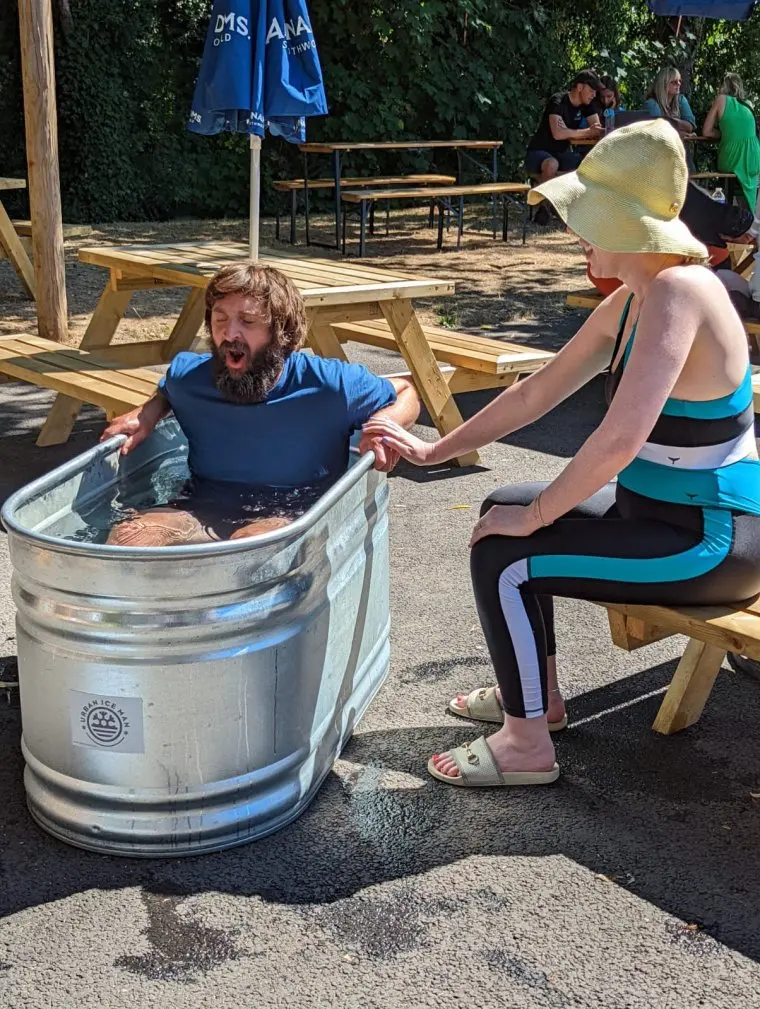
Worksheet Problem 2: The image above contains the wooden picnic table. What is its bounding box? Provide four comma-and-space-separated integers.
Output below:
572, 133, 713, 147
50, 241, 487, 461
0, 178, 35, 298
297, 140, 504, 250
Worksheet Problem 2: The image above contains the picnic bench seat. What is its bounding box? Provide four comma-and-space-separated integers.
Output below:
6, 220, 92, 241
340, 182, 532, 256
1, 220, 91, 259
0, 334, 158, 446
274, 174, 458, 193
0, 221, 32, 265
690, 171, 736, 179
599, 597, 760, 734
690, 171, 736, 182
0, 220, 34, 294
11, 220, 31, 238
330, 318, 553, 393
274, 174, 456, 244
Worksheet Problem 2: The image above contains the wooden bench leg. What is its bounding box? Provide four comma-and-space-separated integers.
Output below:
161, 287, 206, 361
607, 610, 676, 650
306, 314, 349, 362
80, 284, 134, 349
36, 394, 86, 446
0, 200, 36, 298
380, 299, 479, 467
652, 639, 726, 735
39, 283, 135, 444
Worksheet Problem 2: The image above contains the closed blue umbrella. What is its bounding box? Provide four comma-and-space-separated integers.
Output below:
189, 1, 328, 258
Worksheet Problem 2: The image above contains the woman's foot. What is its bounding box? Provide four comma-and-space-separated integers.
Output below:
450, 685, 567, 727
431, 722, 556, 781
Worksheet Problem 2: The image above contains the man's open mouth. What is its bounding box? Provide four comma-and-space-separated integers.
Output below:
225, 347, 248, 368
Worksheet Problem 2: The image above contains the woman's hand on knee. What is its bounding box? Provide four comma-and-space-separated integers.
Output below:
470, 504, 540, 546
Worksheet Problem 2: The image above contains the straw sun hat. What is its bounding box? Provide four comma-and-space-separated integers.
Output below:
528, 118, 708, 259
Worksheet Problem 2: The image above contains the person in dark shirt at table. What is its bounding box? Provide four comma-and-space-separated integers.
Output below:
526, 70, 604, 182
526, 70, 604, 224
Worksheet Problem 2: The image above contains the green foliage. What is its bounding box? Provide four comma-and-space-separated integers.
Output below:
308, 1, 573, 180
0, 1, 754, 223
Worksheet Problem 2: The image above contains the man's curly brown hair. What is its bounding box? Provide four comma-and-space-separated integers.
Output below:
204, 262, 307, 354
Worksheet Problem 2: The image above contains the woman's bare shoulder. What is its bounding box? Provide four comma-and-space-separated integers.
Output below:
648, 265, 745, 344
650, 263, 723, 300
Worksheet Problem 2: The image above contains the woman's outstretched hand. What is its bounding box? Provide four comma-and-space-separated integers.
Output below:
470, 504, 539, 546
361, 418, 440, 467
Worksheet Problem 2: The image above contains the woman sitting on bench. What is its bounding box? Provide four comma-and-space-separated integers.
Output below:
362, 120, 760, 788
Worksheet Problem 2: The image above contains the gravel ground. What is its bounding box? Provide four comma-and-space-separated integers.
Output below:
1, 219, 760, 1009
0, 207, 587, 346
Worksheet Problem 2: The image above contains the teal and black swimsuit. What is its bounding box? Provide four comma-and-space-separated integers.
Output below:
470, 295, 760, 720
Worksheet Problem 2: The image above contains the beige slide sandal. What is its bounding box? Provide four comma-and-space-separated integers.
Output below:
448, 686, 568, 732
427, 736, 560, 788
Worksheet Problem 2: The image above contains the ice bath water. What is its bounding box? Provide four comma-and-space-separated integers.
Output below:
56, 453, 324, 544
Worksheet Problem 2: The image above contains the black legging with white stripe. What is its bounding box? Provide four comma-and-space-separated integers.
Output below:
470, 481, 760, 720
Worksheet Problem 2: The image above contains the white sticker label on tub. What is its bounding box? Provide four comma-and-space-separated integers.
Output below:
69, 691, 145, 753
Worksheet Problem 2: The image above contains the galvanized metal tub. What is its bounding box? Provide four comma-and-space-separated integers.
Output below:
1, 420, 390, 856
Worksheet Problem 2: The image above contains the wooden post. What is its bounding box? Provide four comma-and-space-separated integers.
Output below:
652, 639, 726, 735
18, 0, 68, 342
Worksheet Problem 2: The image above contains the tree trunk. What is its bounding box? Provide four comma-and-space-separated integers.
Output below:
680, 17, 705, 96
18, 0, 68, 342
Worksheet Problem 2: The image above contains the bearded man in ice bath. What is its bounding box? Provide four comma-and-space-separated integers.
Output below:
102, 263, 419, 546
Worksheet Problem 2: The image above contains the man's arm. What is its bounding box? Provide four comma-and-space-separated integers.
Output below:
101, 390, 171, 455
548, 114, 602, 142
359, 377, 419, 472
372, 377, 419, 427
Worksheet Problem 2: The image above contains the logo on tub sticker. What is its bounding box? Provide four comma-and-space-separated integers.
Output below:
69, 691, 144, 753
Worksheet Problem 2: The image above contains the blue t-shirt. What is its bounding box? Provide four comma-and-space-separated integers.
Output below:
158, 351, 396, 488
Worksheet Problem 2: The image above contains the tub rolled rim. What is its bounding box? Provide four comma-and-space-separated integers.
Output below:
1, 434, 382, 560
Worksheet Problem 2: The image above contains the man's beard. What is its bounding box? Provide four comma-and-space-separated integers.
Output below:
210, 339, 286, 404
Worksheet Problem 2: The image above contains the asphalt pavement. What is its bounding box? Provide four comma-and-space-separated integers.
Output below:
1, 331, 759, 1009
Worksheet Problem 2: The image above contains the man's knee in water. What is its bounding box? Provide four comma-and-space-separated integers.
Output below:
227, 516, 293, 540
106, 508, 209, 547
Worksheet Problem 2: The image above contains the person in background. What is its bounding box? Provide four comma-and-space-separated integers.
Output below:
643, 67, 697, 137
526, 70, 603, 224
577, 75, 623, 155
599, 75, 624, 117
702, 73, 760, 210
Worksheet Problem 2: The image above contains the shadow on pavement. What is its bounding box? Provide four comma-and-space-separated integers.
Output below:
0, 390, 102, 511
1, 657, 759, 962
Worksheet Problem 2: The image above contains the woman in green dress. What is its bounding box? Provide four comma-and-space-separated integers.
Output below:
703, 73, 760, 210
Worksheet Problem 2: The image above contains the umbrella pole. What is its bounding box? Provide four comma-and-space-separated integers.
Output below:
249, 134, 262, 260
